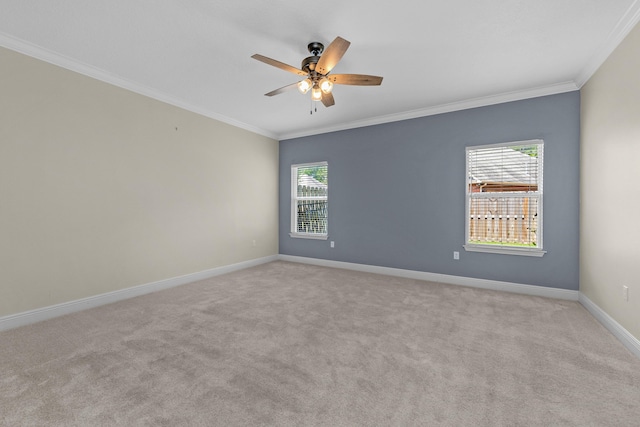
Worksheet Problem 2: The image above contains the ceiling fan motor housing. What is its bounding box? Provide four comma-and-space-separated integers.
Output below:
302, 42, 325, 72
301, 55, 320, 73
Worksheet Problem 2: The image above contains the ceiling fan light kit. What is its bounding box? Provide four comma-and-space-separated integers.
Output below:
297, 78, 312, 94
311, 85, 323, 101
251, 36, 383, 110
320, 78, 333, 94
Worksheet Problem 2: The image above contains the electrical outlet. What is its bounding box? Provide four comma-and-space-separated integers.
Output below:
623, 285, 629, 302
252, 240, 257, 247
330, 241, 335, 248
453, 251, 460, 260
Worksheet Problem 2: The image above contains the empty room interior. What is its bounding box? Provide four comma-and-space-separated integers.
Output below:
1, 1, 640, 425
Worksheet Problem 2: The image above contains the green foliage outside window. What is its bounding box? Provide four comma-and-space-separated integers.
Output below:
298, 166, 327, 184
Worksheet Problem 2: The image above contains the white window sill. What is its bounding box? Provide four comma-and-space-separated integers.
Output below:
464, 244, 546, 257
289, 232, 328, 240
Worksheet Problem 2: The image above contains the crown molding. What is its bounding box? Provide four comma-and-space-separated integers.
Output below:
278, 81, 578, 140
0, 32, 278, 141
0, 31, 579, 142
9, 5, 636, 142
574, 0, 640, 88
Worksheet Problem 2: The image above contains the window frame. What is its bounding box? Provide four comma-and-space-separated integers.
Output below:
464, 140, 546, 257
290, 161, 328, 240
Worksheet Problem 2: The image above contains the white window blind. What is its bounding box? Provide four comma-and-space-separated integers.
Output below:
465, 140, 545, 256
291, 162, 328, 239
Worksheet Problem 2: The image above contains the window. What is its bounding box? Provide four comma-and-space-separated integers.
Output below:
465, 140, 545, 257
290, 162, 328, 239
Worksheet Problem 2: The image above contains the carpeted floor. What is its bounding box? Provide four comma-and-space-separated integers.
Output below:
1, 261, 639, 426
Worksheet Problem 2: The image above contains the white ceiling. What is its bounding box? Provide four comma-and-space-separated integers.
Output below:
1, 0, 639, 140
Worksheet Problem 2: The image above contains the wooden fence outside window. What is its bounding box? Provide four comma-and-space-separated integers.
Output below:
468, 196, 538, 246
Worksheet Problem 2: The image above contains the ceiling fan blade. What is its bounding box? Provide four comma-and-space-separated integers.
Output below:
265, 82, 299, 97
328, 74, 383, 86
251, 54, 308, 77
315, 37, 350, 75
321, 91, 335, 107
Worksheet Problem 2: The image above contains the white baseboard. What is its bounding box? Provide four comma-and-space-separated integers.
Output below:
279, 255, 640, 359
0, 255, 278, 332
278, 255, 579, 301
4, 254, 637, 359
579, 294, 640, 359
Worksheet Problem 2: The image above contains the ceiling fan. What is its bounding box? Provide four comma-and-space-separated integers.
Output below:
251, 36, 383, 108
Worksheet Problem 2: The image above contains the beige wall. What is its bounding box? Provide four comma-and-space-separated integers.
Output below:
0, 47, 279, 317
581, 23, 640, 340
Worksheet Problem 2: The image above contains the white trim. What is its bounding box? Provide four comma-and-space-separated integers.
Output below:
468, 192, 541, 199
0, 255, 278, 332
0, 32, 277, 140
289, 233, 328, 240
277, 0, 640, 141
291, 161, 328, 168
0, 30, 581, 142
578, 294, 640, 359
574, 0, 640, 87
291, 162, 328, 237
463, 245, 546, 257
291, 166, 297, 235
9, 0, 640, 143
279, 82, 578, 140
278, 255, 578, 301
279, 255, 639, 359
465, 140, 544, 254
5, 252, 636, 360
466, 139, 544, 151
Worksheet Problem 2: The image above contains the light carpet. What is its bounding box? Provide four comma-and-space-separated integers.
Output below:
1, 261, 639, 426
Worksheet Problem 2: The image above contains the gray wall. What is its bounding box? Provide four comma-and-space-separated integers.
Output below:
279, 92, 580, 290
